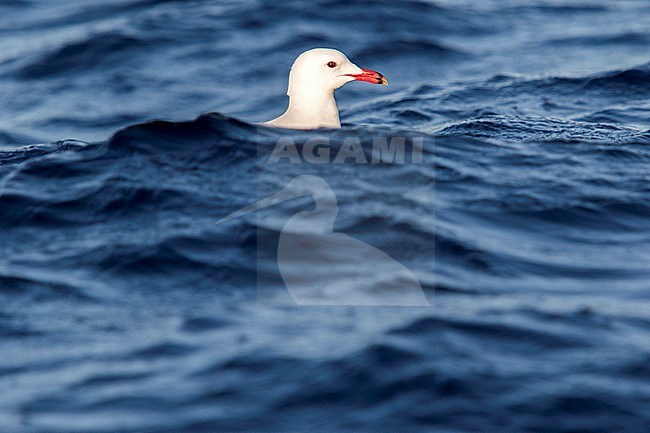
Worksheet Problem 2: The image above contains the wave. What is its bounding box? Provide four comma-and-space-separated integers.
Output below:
16, 32, 169, 79
352, 39, 465, 61
436, 115, 646, 143
546, 32, 650, 46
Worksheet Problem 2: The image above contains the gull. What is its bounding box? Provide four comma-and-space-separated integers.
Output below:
263, 48, 388, 130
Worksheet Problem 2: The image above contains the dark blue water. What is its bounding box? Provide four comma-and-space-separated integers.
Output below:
2, 1, 650, 432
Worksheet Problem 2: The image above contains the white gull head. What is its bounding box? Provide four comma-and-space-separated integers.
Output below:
263, 48, 388, 130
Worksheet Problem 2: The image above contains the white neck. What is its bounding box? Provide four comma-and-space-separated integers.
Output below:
266, 86, 340, 129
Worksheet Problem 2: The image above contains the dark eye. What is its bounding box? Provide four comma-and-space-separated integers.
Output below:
327, 61, 337, 68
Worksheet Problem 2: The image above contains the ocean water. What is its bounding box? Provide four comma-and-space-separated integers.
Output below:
1, 0, 650, 432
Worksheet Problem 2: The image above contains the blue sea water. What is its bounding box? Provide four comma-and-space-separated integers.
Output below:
1, 0, 650, 432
